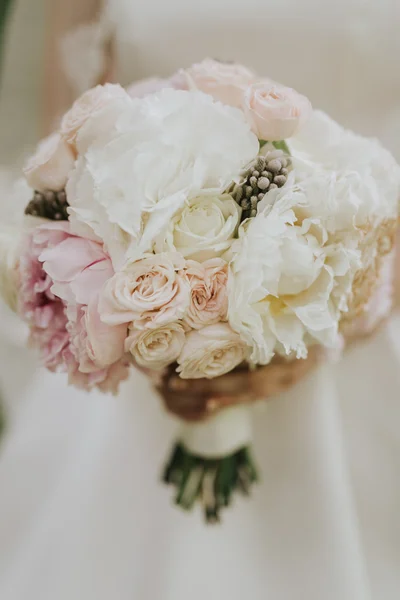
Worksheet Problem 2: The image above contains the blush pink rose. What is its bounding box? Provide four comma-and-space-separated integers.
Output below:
183, 58, 255, 108
243, 82, 312, 141
99, 253, 190, 329
60, 83, 128, 150
183, 258, 228, 329
23, 133, 75, 192
177, 323, 247, 379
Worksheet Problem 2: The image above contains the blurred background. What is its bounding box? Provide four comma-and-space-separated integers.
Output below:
0, 1, 399, 599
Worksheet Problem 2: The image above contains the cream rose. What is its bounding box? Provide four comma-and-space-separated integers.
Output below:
184, 59, 255, 108
243, 82, 312, 141
60, 83, 129, 149
23, 133, 75, 192
99, 252, 190, 329
177, 323, 247, 379
155, 194, 241, 262
184, 258, 228, 329
126, 321, 186, 370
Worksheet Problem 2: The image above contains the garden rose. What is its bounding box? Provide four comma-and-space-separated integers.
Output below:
99, 253, 190, 329
184, 258, 228, 329
60, 83, 129, 149
177, 323, 247, 379
243, 82, 312, 141
23, 133, 75, 192
184, 59, 255, 107
126, 321, 186, 370
155, 194, 241, 262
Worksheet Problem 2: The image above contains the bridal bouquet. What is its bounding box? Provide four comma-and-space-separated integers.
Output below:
1, 59, 399, 522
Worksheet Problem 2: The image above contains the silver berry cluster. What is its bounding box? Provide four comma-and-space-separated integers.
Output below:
230, 149, 290, 219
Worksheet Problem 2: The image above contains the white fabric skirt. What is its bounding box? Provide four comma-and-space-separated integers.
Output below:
0, 311, 399, 600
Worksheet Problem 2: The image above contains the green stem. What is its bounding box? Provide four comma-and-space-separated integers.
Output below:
259, 139, 291, 155
163, 442, 259, 523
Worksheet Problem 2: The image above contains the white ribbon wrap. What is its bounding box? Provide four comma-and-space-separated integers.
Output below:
180, 405, 253, 459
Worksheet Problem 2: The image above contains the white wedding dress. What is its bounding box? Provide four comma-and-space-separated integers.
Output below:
0, 1, 400, 599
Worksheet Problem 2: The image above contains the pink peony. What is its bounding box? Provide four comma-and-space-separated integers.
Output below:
39, 230, 114, 305
184, 258, 228, 329
183, 58, 255, 108
66, 302, 127, 372
19, 222, 129, 393
23, 133, 75, 192
243, 81, 312, 141
63, 345, 130, 395
99, 253, 190, 329
18, 223, 71, 328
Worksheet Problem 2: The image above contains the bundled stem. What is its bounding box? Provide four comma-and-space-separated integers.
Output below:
163, 443, 259, 523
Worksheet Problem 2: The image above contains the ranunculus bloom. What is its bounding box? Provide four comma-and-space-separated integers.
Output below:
183, 58, 255, 108
183, 258, 228, 329
99, 253, 190, 329
155, 194, 241, 262
177, 323, 247, 379
126, 321, 186, 370
60, 83, 129, 150
23, 133, 75, 192
243, 82, 312, 141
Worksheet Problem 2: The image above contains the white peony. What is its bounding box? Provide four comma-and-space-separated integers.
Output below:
67, 89, 258, 267
288, 110, 400, 228
228, 190, 360, 365
154, 194, 241, 262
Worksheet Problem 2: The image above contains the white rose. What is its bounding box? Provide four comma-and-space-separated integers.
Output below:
23, 133, 75, 192
126, 322, 186, 370
177, 323, 247, 379
66, 89, 258, 266
154, 194, 241, 262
